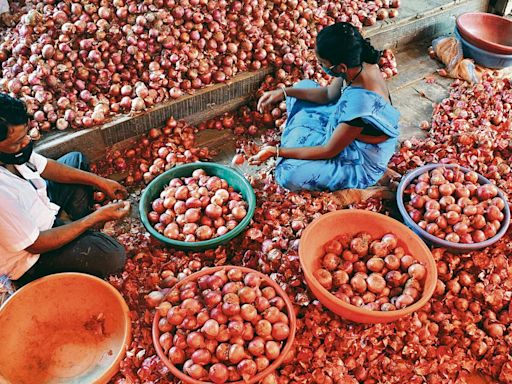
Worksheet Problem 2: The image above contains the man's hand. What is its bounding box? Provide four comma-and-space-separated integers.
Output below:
93, 201, 131, 223
43, 159, 128, 199
96, 178, 128, 199
257, 89, 285, 113
248, 146, 278, 165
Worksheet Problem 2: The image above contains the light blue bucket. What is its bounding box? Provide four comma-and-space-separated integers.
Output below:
455, 27, 512, 69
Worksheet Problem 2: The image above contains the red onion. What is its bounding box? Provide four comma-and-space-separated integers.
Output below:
209, 363, 229, 384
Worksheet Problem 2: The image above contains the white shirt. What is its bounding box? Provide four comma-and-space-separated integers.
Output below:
0, 0, 9, 14
0, 152, 60, 279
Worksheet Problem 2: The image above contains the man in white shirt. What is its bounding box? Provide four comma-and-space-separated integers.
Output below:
0, 93, 131, 286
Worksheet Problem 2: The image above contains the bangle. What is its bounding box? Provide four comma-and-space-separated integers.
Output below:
275, 144, 280, 158
280, 86, 287, 99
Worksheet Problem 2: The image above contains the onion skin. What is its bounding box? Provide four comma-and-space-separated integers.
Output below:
86, 25, 512, 384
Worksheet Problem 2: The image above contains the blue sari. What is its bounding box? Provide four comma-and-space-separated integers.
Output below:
275, 80, 400, 191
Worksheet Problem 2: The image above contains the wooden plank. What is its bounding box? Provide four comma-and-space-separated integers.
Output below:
412, 77, 453, 103
392, 87, 436, 140
390, 72, 451, 141
365, 0, 448, 37
388, 44, 444, 92
35, 127, 106, 160
196, 129, 237, 158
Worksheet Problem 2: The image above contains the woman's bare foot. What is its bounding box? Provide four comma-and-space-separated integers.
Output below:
377, 168, 402, 191
330, 186, 395, 206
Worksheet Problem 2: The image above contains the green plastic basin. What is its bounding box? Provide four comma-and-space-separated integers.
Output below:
139, 162, 256, 250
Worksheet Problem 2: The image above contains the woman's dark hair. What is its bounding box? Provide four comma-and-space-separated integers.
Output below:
0, 93, 29, 141
316, 22, 381, 67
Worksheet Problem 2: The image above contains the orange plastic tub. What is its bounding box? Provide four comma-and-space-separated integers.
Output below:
152, 266, 296, 384
0, 273, 131, 384
299, 210, 437, 324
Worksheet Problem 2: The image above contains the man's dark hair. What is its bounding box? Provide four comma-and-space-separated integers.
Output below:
316, 22, 381, 68
0, 93, 29, 141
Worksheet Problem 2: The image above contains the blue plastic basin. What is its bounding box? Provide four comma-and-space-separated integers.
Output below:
397, 164, 511, 253
455, 27, 512, 69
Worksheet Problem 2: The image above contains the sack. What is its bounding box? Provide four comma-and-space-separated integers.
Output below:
432, 36, 482, 83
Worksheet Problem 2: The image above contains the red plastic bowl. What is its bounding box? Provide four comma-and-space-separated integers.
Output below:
456, 12, 512, 55
152, 266, 296, 384
299, 210, 437, 324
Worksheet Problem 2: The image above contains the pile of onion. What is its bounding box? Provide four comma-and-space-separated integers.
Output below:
403, 166, 507, 243
0, 0, 399, 137
148, 169, 249, 242
150, 267, 291, 383
313, 232, 426, 311
379, 49, 398, 80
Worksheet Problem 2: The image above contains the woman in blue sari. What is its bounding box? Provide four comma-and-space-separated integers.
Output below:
249, 22, 400, 192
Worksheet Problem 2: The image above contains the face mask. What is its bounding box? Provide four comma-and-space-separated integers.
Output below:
321, 64, 346, 79
0, 140, 33, 165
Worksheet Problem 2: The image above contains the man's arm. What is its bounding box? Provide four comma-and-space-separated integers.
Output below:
41, 159, 127, 199
26, 214, 100, 254
41, 159, 104, 186
25, 201, 130, 254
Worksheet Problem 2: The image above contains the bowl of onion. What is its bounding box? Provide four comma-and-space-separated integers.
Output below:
0, 273, 131, 384
140, 162, 256, 250
151, 266, 296, 384
397, 164, 510, 252
299, 210, 437, 324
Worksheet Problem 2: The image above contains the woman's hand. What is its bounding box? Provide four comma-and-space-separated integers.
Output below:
248, 146, 278, 165
257, 89, 284, 113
